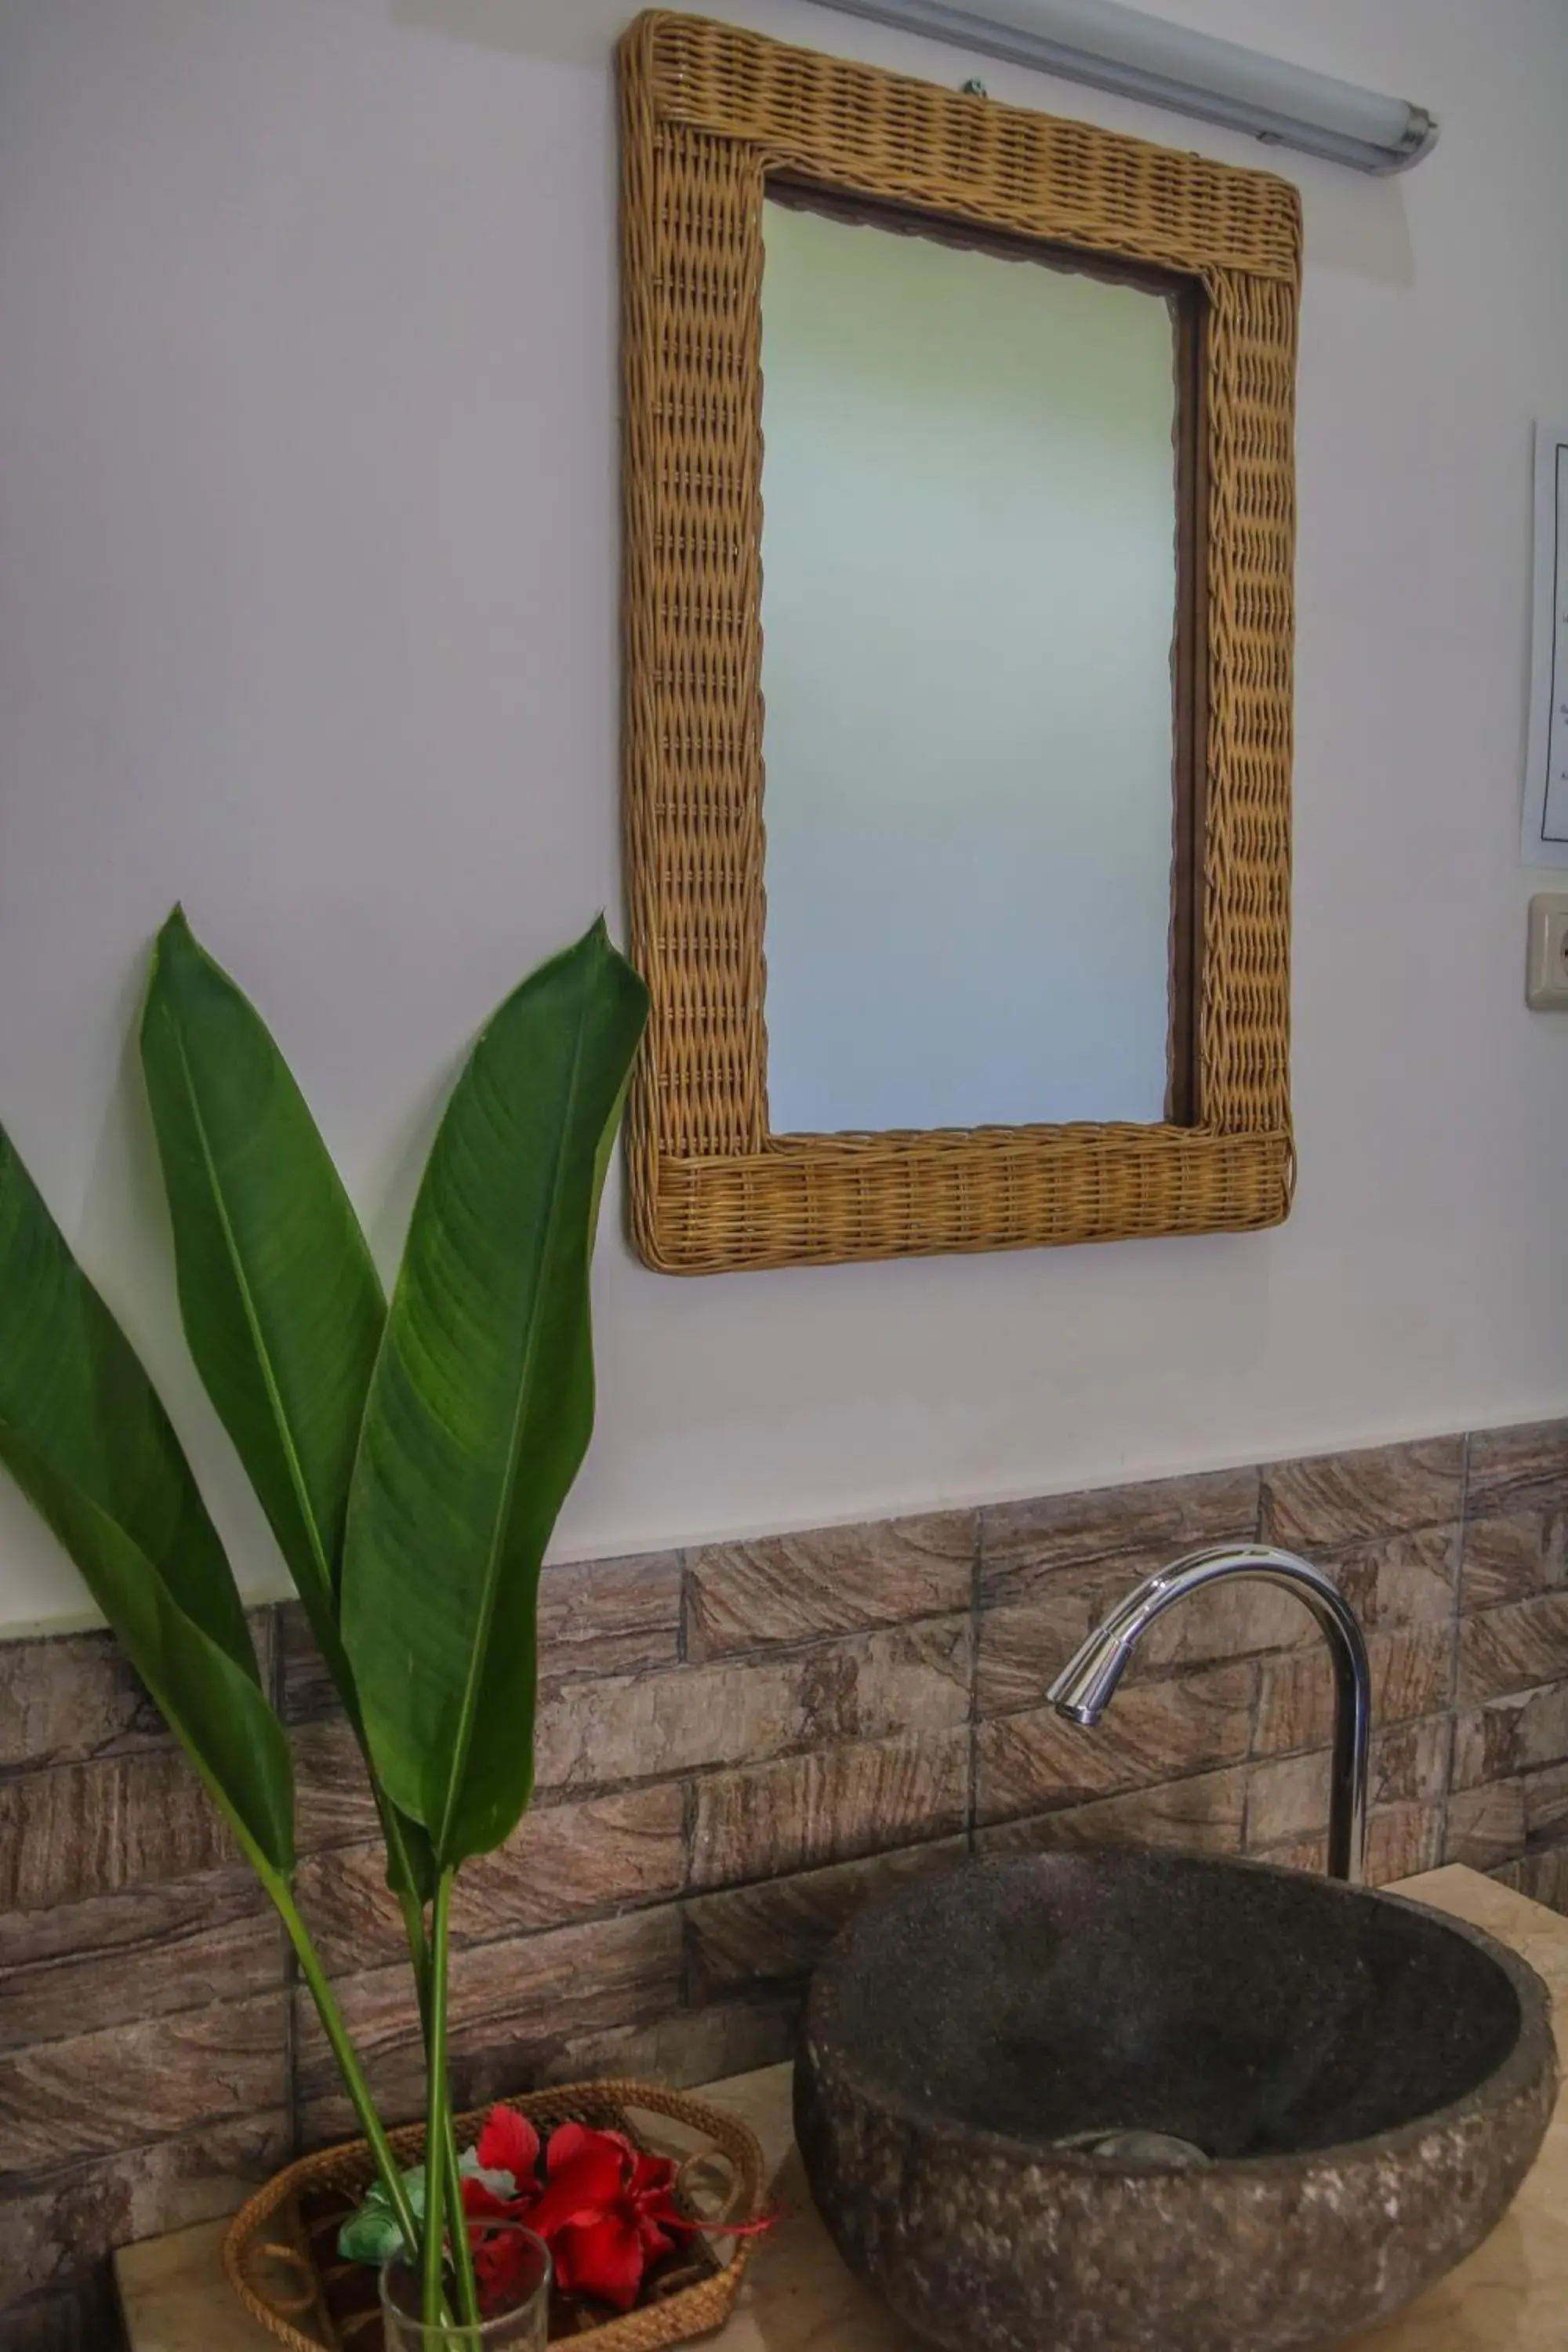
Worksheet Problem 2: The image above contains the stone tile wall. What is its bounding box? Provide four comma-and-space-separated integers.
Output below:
4, 1422, 1568, 2347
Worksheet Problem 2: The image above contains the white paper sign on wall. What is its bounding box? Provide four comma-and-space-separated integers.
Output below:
1523, 420, 1568, 869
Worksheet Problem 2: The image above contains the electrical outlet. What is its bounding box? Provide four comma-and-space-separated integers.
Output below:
1526, 895, 1568, 1008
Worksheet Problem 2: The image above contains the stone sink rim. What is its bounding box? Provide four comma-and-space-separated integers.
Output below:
801, 1846, 1557, 2180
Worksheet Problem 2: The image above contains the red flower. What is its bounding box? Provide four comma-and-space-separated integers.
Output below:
462, 2107, 548, 2313
475, 2106, 540, 2183
456, 2106, 771, 2318
471, 2223, 540, 2312
546, 2131, 688, 2313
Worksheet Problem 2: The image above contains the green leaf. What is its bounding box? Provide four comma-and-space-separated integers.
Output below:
139, 909, 434, 1905
339, 2203, 407, 2267
338, 2149, 514, 2263
0, 1128, 292, 1872
140, 907, 383, 1653
342, 918, 648, 1865
0, 1125, 254, 1674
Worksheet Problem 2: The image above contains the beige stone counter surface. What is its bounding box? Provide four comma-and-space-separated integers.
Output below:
116, 1864, 1568, 2352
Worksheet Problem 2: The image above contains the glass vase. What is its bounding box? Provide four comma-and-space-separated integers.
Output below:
379, 2230, 550, 2352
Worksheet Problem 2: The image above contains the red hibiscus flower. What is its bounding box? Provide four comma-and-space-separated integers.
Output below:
457, 2106, 770, 2318
541, 2126, 688, 2312
475, 2106, 540, 2183
460, 2108, 547, 2311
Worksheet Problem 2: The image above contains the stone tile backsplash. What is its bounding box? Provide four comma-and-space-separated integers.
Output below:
5, 1419, 1568, 2349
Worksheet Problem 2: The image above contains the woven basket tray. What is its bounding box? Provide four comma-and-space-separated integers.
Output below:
223, 2080, 768, 2351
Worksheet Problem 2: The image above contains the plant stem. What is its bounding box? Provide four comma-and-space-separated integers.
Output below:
444, 2103, 483, 2329
397, 1876, 481, 2331
397, 1883, 433, 2024
270, 1876, 421, 2258
378, 1782, 435, 1980
423, 1870, 457, 2329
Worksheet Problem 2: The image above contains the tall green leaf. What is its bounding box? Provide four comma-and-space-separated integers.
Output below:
140, 906, 383, 1646
0, 1127, 292, 1873
341, 918, 648, 1865
139, 908, 432, 1904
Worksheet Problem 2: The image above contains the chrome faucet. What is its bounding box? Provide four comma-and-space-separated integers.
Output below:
1047, 1546, 1373, 1886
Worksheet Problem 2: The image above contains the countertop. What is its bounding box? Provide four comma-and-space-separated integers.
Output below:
116, 1864, 1568, 2352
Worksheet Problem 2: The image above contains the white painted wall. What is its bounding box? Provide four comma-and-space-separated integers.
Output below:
2, 0, 1566, 1630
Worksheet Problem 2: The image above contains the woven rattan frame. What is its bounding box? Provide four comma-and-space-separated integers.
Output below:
619, 10, 1300, 1272
222, 2078, 767, 2351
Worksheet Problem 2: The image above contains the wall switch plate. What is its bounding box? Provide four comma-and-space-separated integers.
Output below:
1526, 895, 1568, 1008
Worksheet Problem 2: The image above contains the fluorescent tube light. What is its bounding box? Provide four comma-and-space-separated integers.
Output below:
808, 0, 1439, 172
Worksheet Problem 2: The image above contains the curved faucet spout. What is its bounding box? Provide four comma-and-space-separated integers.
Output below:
1046, 1546, 1372, 1885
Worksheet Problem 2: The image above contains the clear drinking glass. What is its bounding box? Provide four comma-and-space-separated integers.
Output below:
379, 2230, 550, 2352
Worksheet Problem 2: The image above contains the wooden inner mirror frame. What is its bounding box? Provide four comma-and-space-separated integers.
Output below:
619, 9, 1300, 1274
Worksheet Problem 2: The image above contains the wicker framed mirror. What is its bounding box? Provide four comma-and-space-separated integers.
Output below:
619, 9, 1300, 1274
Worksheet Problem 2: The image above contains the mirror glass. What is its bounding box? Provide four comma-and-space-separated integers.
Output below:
758, 194, 1186, 1135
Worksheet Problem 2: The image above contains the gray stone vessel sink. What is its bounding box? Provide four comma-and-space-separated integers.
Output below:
794, 1849, 1557, 2352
